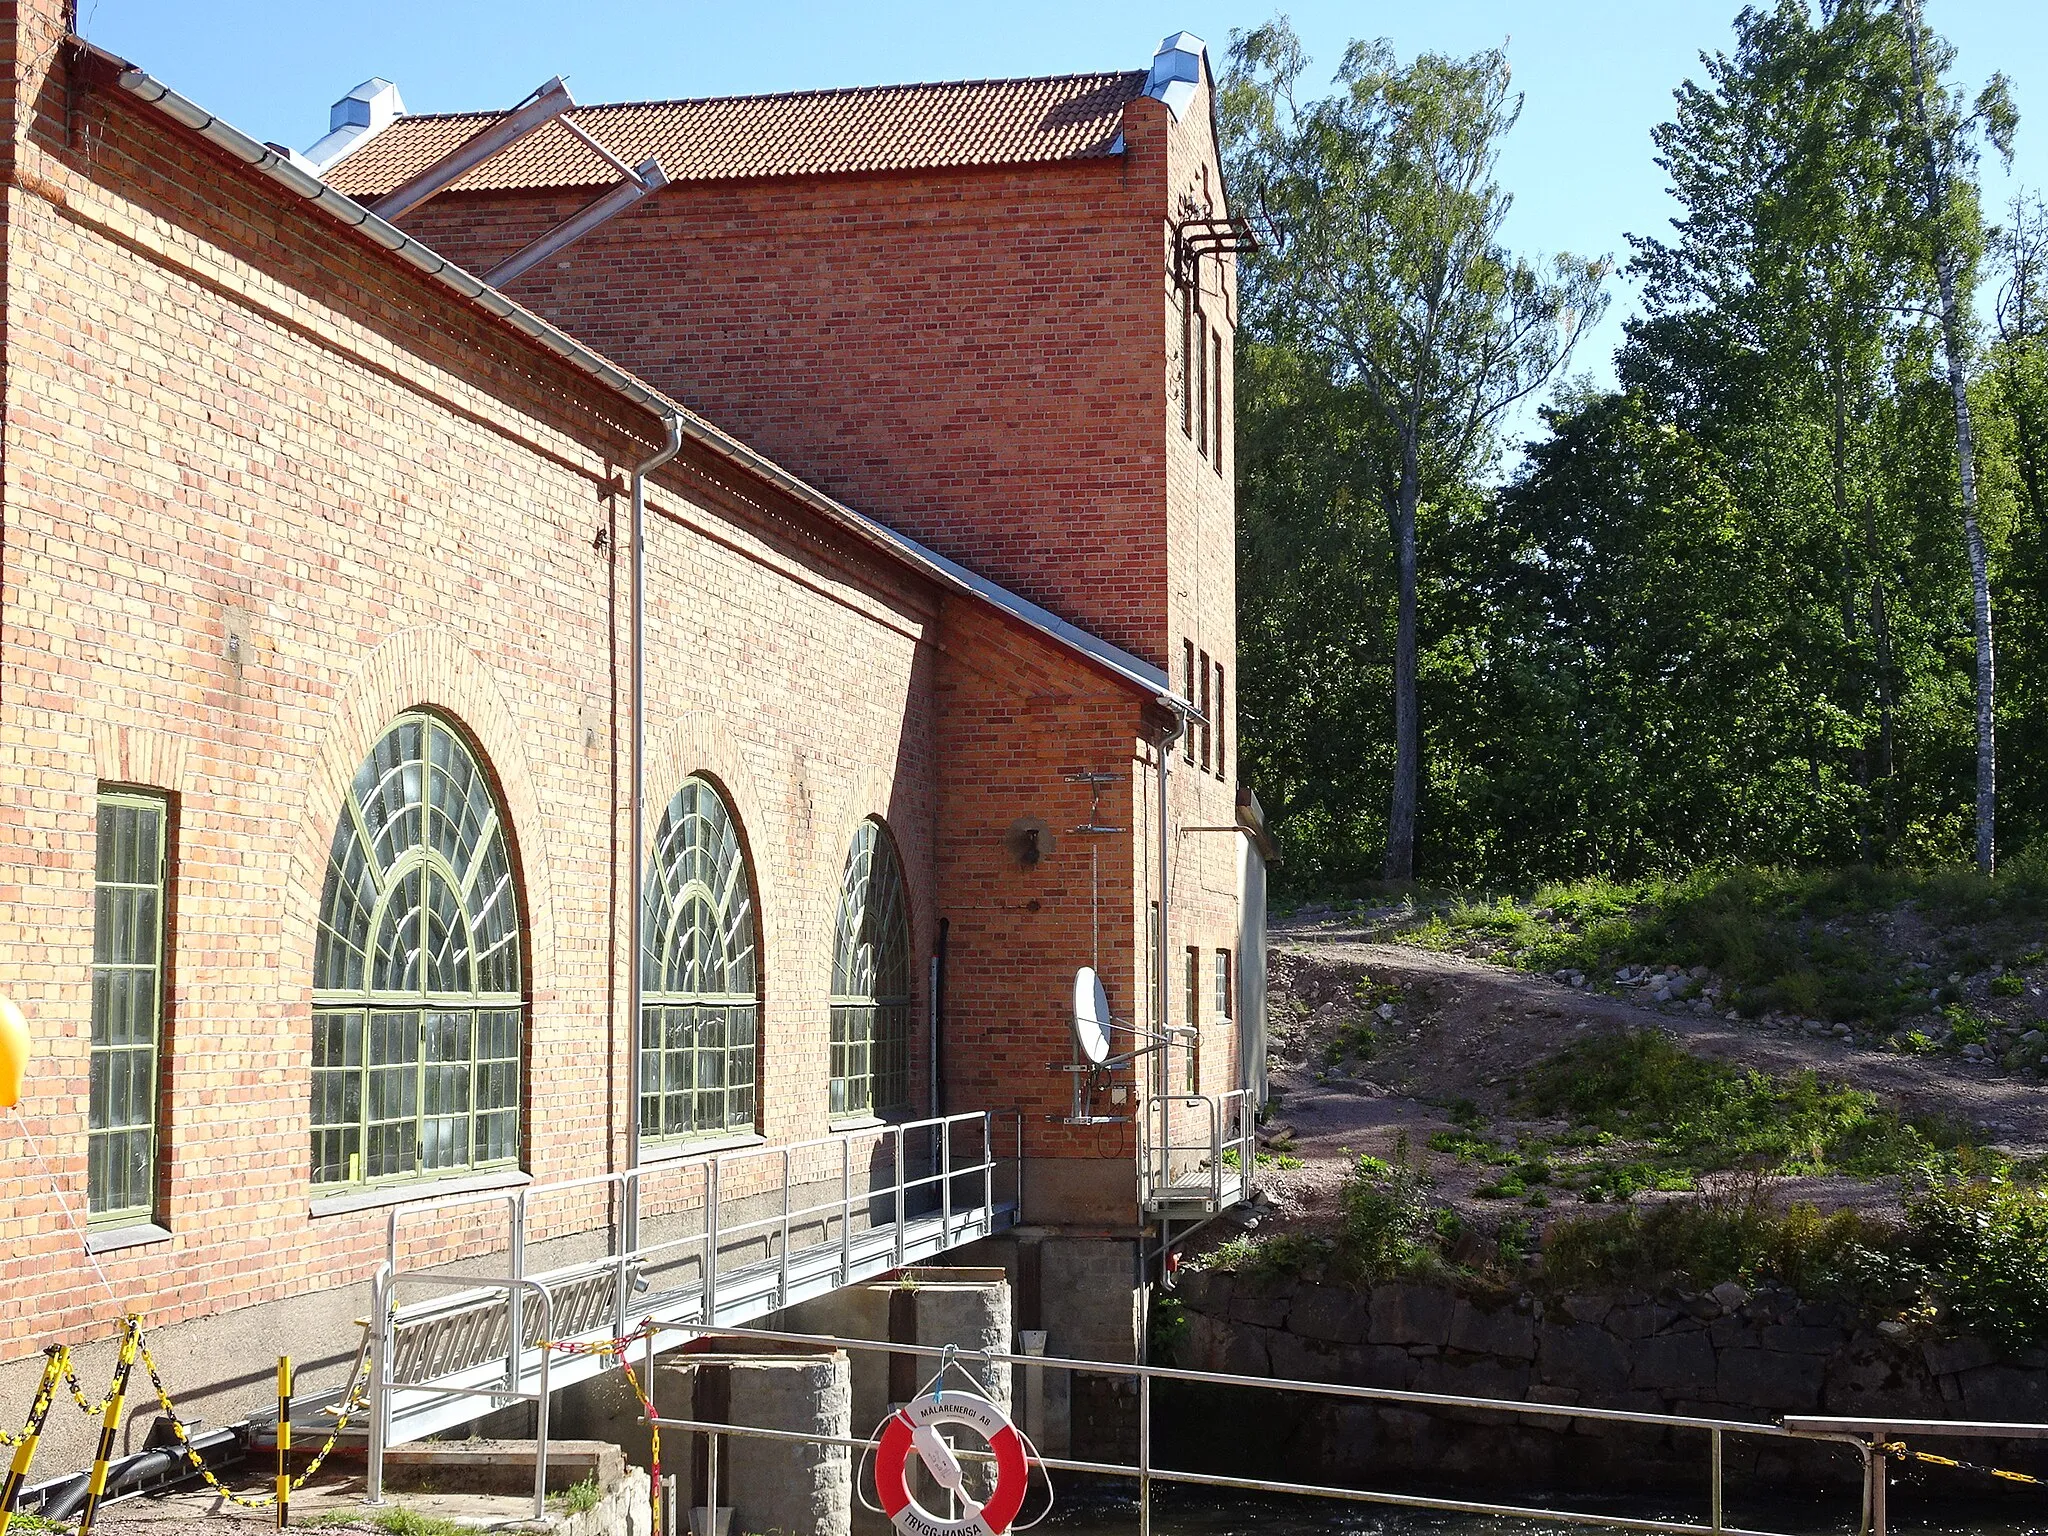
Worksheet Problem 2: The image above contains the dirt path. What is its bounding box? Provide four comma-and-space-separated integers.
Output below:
1243, 924, 2048, 1241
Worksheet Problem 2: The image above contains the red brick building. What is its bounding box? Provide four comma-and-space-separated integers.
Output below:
0, 0, 1257, 1467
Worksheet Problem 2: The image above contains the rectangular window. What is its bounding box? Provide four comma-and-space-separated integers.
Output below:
89, 791, 168, 1225
1148, 904, 1161, 1026
1199, 650, 1212, 771
1215, 662, 1227, 780
1184, 947, 1201, 1092
1213, 329, 1226, 472
1195, 311, 1210, 458
1180, 289, 1195, 439
1216, 949, 1233, 1021
312, 1007, 522, 1187
1182, 641, 1197, 762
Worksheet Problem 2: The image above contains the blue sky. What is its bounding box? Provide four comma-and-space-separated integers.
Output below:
80, 1, 2047, 404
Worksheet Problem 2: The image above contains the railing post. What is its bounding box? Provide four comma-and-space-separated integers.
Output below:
779, 1148, 792, 1308
1208, 1096, 1221, 1207
530, 1285, 552, 1523
1710, 1427, 1722, 1536
507, 1190, 527, 1392
840, 1136, 853, 1284
1138, 1367, 1152, 1536
365, 1268, 389, 1507
893, 1124, 907, 1266
705, 1158, 722, 1324
616, 1173, 634, 1337
1868, 1438, 1887, 1536
982, 1112, 993, 1234
941, 1116, 954, 1246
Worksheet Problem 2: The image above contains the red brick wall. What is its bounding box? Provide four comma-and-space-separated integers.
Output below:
389, 67, 1248, 1090
391, 99, 1191, 670
0, 52, 1162, 1354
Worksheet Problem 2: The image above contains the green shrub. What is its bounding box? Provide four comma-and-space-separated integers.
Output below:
1544, 1189, 1887, 1294
1148, 1294, 1191, 1364
554, 1475, 603, 1515
1335, 1140, 1444, 1281
1993, 972, 2026, 997
1890, 1179, 2048, 1350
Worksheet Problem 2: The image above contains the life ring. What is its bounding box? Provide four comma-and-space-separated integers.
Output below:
873, 1388, 1029, 1536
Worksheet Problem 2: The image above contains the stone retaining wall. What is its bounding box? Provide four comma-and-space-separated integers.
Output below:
1164, 1269, 2048, 1493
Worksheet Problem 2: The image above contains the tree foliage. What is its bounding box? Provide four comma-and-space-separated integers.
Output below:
1235, 1, 2039, 890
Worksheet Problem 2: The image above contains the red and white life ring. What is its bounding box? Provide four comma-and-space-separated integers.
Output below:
873, 1388, 1030, 1536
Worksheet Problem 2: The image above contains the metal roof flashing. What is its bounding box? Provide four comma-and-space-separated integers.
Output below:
1145, 32, 1206, 122
93, 42, 1184, 717
305, 77, 405, 172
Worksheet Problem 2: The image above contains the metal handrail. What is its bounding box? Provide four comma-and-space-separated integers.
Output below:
1141, 1088, 1253, 1208
367, 1267, 555, 1519
645, 1322, 1882, 1536
370, 1108, 1022, 1427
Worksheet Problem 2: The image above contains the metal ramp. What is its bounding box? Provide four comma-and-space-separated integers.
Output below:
307, 1111, 1020, 1451
1140, 1090, 1253, 1217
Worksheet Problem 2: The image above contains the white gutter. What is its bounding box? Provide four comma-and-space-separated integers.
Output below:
110, 58, 1195, 714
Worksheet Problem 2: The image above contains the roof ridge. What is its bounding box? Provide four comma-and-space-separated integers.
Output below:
382, 69, 1147, 125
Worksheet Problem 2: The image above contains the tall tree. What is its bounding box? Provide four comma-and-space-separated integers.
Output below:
1222, 21, 1605, 881
1897, 0, 2015, 870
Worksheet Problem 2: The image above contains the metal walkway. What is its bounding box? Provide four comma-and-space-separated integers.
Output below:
323, 1111, 1021, 1449
1140, 1090, 1254, 1217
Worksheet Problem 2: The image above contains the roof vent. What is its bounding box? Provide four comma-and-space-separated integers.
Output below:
1145, 32, 1205, 121
304, 77, 406, 173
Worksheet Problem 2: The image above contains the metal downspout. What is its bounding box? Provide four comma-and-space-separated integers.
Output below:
626, 412, 684, 1244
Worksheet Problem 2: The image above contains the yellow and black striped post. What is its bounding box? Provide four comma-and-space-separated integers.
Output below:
0, 1345, 67, 1536
75, 1318, 140, 1536
275, 1357, 292, 1529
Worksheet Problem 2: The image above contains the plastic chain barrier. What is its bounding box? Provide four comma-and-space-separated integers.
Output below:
543, 1331, 661, 1533
75, 1318, 140, 1536
0, 1348, 69, 1536
137, 1328, 372, 1511
1884, 1440, 2045, 1486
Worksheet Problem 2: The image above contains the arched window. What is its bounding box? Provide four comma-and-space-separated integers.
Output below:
311, 713, 523, 1187
641, 777, 758, 1141
830, 818, 911, 1119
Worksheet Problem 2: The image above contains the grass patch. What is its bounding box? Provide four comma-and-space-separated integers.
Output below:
1518, 1030, 1974, 1193
552, 1475, 604, 1515
1395, 859, 2048, 1028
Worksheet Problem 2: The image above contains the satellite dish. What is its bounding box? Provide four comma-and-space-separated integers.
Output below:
1072, 967, 1112, 1065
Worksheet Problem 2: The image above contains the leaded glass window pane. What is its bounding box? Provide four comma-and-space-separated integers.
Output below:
640, 778, 759, 1142
310, 714, 523, 1188
88, 791, 167, 1224
830, 818, 912, 1119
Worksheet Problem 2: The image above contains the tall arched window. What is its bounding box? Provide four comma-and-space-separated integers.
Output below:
830, 818, 911, 1119
641, 777, 758, 1142
311, 713, 523, 1187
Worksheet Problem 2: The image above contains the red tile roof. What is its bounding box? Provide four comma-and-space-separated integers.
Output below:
327, 72, 1148, 198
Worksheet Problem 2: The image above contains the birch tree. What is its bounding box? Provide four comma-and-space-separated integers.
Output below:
1896, 0, 2015, 870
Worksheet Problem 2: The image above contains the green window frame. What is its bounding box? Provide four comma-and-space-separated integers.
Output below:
829, 818, 912, 1120
310, 713, 523, 1189
89, 790, 168, 1225
640, 777, 759, 1143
